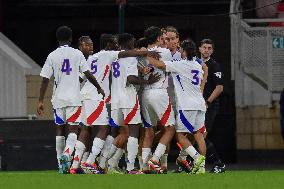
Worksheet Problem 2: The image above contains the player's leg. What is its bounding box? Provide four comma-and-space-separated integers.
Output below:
98, 127, 118, 169
205, 105, 225, 173
53, 108, 67, 173
107, 109, 129, 161
176, 110, 205, 174
81, 100, 110, 173
55, 123, 66, 173
123, 107, 142, 174
148, 91, 175, 173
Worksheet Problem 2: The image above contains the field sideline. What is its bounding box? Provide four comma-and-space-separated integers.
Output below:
0, 170, 284, 189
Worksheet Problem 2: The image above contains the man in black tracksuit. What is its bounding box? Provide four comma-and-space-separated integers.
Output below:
199, 39, 225, 173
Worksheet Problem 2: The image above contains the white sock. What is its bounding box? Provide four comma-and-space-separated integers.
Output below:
108, 148, 123, 168
126, 137, 139, 171
99, 144, 118, 169
177, 149, 188, 161
71, 141, 86, 169
81, 151, 90, 164
160, 153, 168, 168
142, 148, 151, 169
86, 137, 105, 165
63, 133, 77, 160
185, 145, 199, 161
98, 135, 114, 168
138, 156, 143, 170
152, 143, 166, 162
56, 136, 65, 166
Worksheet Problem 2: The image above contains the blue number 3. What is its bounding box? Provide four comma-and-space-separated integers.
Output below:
61, 59, 72, 75
191, 70, 199, 85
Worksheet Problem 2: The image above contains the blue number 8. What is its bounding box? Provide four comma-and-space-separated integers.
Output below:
112, 61, 120, 78
191, 70, 199, 85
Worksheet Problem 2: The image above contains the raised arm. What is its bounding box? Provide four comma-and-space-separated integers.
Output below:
146, 56, 166, 70
118, 50, 160, 59
127, 73, 160, 85
37, 77, 49, 115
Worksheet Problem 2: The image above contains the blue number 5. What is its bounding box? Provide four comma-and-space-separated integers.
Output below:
191, 70, 199, 85
91, 59, 98, 74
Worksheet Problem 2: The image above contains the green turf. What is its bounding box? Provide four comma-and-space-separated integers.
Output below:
0, 170, 284, 189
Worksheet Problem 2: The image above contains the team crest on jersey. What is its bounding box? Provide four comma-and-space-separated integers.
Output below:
214, 72, 222, 78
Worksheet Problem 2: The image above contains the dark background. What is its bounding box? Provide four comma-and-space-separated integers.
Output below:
0, 0, 236, 170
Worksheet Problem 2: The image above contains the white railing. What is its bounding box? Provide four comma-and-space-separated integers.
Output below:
230, 0, 284, 106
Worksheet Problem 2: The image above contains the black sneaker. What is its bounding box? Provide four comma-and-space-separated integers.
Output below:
209, 164, 225, 173
173, 159, 193, 173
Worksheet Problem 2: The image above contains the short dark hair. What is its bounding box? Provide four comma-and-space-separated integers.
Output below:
100, 34, 114, 50
144, 26, 162, 45
200, 38, 214, 48
180, 39, 196, 60
78, 36, 91, 46
56, 26, 72, 42
165, 26, 179, 38
118, 33, 134, 47
135, 37, 148, 49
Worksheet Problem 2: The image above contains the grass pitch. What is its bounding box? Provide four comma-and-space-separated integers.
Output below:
0, 170, 284, 189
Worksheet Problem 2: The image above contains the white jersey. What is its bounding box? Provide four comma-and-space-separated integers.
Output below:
80, 50, 119, 101
165, 57, 206, 111
40, 45, 89, 109
111, 57, 138, 109
171, 50, 182, 60
144, 46, 172, 90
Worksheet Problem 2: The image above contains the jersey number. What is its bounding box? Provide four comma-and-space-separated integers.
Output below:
61, 59, 72, 75
112, 61, 120, 78
191, 70, 199, 85
91, 59, 98, 75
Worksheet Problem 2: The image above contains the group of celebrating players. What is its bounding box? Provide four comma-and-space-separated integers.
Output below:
37, 24, 224, 175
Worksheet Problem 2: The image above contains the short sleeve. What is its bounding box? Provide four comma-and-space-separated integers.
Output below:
212, 62, 223, 85
126, 58, 138, 77
165, 60, 180, 73
79, 52, 89, 73
40, 56, 53, 79
109, 51, 120, 62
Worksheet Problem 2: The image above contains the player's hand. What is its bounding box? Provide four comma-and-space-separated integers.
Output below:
147, 51, 160, 60
141, 67, 151, 75
37, 101, 44, 116
147, 73, 161, 84
97, 88, 106, 99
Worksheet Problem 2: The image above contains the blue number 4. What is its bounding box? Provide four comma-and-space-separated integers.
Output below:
91, 59, 98, 75
191, 70, 199, 85
61, 59, 72, 75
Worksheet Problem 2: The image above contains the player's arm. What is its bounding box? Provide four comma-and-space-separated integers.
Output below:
84, 70, 105, 99
118, 50, 160, 59
146, 56, 166, 70
127, 73, 160, 85
200, 63, 208, 94
37, 77, 49, 116
206, 63, 223, 105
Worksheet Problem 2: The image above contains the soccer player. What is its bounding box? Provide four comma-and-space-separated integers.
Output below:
146, 39, 207, 174
165, 26, 181, 60
78, 36, 94, 60
141, 26, 175, 173
37, 26, 104, 174
77, 35, 94, 164
108, 33, 160, 174
199, 39, 225, 173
